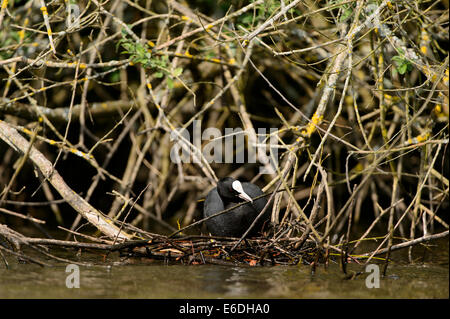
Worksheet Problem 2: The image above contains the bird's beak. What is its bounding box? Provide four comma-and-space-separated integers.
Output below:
232, 180, 253, 203
237, 191, 253, 203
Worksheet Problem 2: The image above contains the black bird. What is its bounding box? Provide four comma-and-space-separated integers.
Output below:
203, 177, 271, 237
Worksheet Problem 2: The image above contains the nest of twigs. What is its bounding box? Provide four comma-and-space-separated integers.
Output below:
1, 223, 323, 267
117, 234, 321, 266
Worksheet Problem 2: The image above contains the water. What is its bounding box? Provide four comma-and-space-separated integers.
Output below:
0, 239, 448, 298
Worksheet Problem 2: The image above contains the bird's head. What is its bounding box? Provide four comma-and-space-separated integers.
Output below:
217, 177, 253, 203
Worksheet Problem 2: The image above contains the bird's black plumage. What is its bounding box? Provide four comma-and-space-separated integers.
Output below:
203, 177, 271, 237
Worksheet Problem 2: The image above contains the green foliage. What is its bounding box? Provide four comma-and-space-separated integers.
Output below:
237, 0, 281, 28
109, 71, 120, 83
256, 0, 279, 18
117, 31, 183, 88
0, 30, 25, 59
392, 54, 413, 75
328, 0, 356, 22
172, 67, 183, 77
339, 5, 353, 22
117, 34, 151, 67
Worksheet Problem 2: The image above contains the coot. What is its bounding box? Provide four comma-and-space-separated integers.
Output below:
203, 177, 271, 237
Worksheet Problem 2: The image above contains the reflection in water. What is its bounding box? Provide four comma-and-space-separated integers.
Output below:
225, 267, 249, 296
199, 266, 232, 295
186, 265, 272, 296
199, 266, 304, 297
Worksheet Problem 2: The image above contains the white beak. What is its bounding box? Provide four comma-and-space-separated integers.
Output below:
232, 180, 253, 203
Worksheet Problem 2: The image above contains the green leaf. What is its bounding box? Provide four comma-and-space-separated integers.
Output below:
172, 67, 183, 77
121, 42, 133, 51
136, 45, 146, 57
240, 14, 253, 25
398, 63, 408, 74
406, 62, 413, 72
166, 77, 174, 89
392, 67, 398, 76
392, 55, 403, 65
109, 71, 120, 83
116, 40, 123, 52
340, 8, 352, 22
154, 72, 164, 78
289, 8, 302, 16
11, 31, 21, 42
392, 55, 412, 75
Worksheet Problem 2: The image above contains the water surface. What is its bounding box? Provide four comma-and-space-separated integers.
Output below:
0, 239, 447, 298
